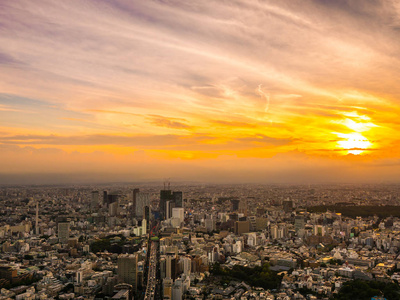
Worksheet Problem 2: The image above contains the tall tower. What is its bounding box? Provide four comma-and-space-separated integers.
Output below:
35, 201, 39, 235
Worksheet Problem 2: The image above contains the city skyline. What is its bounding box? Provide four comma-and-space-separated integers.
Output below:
1, 0, 400, 184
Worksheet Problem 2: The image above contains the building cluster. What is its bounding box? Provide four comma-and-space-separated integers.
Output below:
0, 184, 399, 299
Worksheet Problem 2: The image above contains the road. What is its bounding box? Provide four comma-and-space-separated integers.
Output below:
144, 241, 158, 300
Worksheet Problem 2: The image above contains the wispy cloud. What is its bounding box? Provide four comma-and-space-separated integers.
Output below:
0, 0, 400, 181
147, 115, 192, 130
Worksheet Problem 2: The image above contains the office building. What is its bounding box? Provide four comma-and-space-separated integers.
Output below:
234, 220, 250, 235
103, 191, 108, 205
294, 215, 305, 232
57, 217, 70, 243
163, 278, 173, 299
118, 254, 138, 292
91, 191, 99, 211
160, 189, 183, 220
165, 254, 178, 280
106, 193, 118, 207
35, 201, 39, 235
135, 191, 150, 219
132, 188, 139, 216
231, 199, 240, 211
172, 207, 184, 224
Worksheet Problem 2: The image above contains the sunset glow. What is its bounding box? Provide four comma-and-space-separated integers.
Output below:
1, 0, 400, 184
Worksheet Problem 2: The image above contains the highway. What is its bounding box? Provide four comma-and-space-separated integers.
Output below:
144, 241, 158, 300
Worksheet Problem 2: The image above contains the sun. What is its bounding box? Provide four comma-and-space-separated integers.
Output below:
336, 132, 372, 155
333, 111, 377, 155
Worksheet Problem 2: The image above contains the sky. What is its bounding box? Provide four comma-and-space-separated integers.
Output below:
1, 0, 400, 184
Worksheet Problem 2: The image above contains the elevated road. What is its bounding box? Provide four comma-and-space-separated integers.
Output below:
144, 241, 158, 300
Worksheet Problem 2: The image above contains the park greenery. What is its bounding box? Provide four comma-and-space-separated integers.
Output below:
307, 205, 400, 218
210, 263, 283, 290
334, 280, 400, 300
90, 234, 141, 254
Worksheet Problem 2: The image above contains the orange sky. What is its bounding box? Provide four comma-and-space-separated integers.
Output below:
1, 0, 400, 184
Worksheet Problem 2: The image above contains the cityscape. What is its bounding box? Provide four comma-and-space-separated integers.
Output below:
0, 183, 400, 299
2, 1, 400, 300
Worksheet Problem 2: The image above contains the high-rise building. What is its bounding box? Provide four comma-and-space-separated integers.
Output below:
109, 201, 118, 217
117, 254, 138, 292
163, 278, 173, 299
181, 256, 191, 276
160, 190, 173, 220
91, 191, 99, 211
270, 224, 278, 240
172, 207, 184, 224
57, 217, 70, 243
172, 279, 183, 300
103, 191, 108, 205
160, 189, 183, 220
234, 220, 250, 235
144, 206, 150, 225
165, 254, 178, 280
205, 216, 216, 232
35, 201, 39, 235
231, 199, 240, 211
135, 191, 150, 219
173, 191, 183, 208
248, 216, 257, 231
132, 188, 139, 216
107, 193, 118, 207
166, 200, 175, 220
294, 215, 305, 232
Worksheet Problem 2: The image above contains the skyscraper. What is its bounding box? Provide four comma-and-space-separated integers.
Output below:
35, 201, 39, 235
118, 253, 138, 292
134, 190, 150, 219
106, 193, 118, 207
173, 191, 183, 208
172, 207, 184, 224
160, 189, 173, 220
57, 217, 70, 243
91, 191, 99, 211
231, 199, 240, 211
132, 188, 139, 217
234, 220, 249, 235
165, 253, 178, 280
103, 191, 108, 205
159, 189, 183, 220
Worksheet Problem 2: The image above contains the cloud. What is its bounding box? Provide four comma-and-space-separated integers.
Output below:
0, 104, 24, 112
235, 134, 293, 146
147, 115, 192, 130
212, 120, 259, 129
0, 0, 400, 182
0, 52, 22, 65
0, 133, 194, 147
